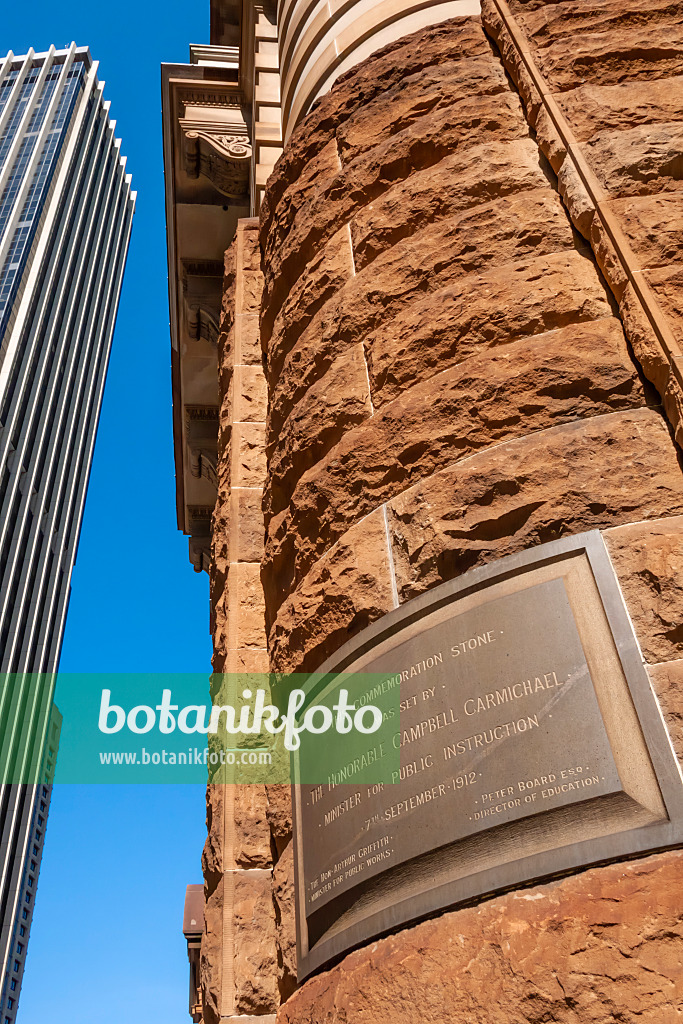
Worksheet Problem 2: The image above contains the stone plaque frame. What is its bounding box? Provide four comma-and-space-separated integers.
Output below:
292, 531, 683, 980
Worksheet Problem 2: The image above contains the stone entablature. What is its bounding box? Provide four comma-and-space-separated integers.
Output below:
163, 5, 282, 572
162, 56, 247, 570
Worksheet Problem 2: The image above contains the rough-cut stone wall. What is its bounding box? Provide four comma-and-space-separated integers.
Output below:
203, 219, 281, 1024
254, 11, 683, 1018
481, 0, 683, 440
278, 850, 683, 1024
258, 14, 683, 673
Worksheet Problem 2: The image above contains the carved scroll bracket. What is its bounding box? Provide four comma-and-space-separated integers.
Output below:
187, 505, 214, 574
182, 260, 224, 346
186, 405, 219, 487
181, 118, 252, 197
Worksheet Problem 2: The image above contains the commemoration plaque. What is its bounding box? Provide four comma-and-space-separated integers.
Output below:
292, 532, 683, 979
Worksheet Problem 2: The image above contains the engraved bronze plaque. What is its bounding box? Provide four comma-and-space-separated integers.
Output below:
292, 532, 683, 979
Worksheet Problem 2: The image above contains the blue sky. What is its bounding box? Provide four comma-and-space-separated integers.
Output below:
2, 2, 214, 1020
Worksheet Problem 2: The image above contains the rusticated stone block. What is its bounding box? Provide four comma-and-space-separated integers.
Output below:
262, 89, 529, 338
203, 784, 224, 890
277, 851, 683, 1024
349, 187, 578, 320
584, 122, 683, 198
212, 488, 231, 582
645, 264, 683, 339
388, 408, 683, 601
349, 138, 551, 271
266, 226, 353, 384
664, 370, 683, 451
213, 565, 268, 670
557, 156, 596, 238
219, 222, 262, 378
228, 1018, 276, 1023
511, 0, 680, 48
230, 423, 266, 490
233, 365, 267, 423
212, 596, 231, 674
227, 489, 265, 564
589, 213, 629, 301
532, 106, 566, 172
605, 192, 683, 268
264, 303, 347, 474
604, 516, 683, 664
556, 77, 683, 141
365, 250, 612, 407
235, 312, 261, 365
273, 840, 297, 1003
618, 280, 673, 394
648, 659, 683, 762
218, 244, 237, 356
260, 19, 490, 266
264, 319, 647, 591
233, 785, 273, 869
338, 86, 530, 216
335, 52, 510, 163
224, 562, 268, 651
260, 138, 341, 306
238, 222, 264, 305
222, 649, 270, 674
266, 784, 292, 855
266, 343, 372, 520
238, 219, 261, 272
240, 267, 263, 313
233, 869, 279, 1014
267, 507, 396, 673
508, 0, 683, 93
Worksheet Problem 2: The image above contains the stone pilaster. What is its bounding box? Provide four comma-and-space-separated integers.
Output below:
249, 1, 282, 213
203, 219, 280, 1024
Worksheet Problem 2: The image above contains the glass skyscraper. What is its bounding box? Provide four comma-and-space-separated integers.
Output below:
0, 44, 134, 1021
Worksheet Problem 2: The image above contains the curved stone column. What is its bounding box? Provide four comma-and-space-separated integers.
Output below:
278, 850, 683, 1023
256, 11, 683, 1017
278, 0, 480, 138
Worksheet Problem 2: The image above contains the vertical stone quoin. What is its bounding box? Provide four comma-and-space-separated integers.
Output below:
255, 11, 683, 1020
203, 219, 280, 1024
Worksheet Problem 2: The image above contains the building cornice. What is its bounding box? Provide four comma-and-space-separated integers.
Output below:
162, 5, 281, 570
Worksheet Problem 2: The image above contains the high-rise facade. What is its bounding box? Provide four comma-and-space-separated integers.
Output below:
0, 45, 134, 1022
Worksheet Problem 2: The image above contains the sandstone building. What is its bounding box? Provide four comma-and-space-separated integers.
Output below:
163, 1, 683, 1020
0, 45, 134, 1022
